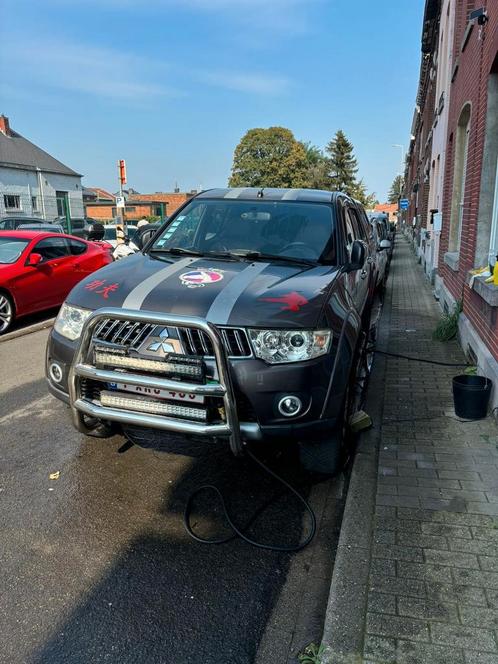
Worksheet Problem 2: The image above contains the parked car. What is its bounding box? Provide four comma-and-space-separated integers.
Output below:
46, 188, 376, 473
370, 219, 391, 291
53, 217, 103, 240
0, 231, 113, 334
0, 216, 53, 230
103, 224, 139, 251
18, 223, 64, 233
370, 213, 394, 261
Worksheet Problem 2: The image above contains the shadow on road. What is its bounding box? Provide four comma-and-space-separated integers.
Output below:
30, 436, 328, 664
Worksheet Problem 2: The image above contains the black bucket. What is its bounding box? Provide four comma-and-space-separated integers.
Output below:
452, 375, 492, 420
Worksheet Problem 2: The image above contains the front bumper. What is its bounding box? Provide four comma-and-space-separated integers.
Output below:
46, 309, 342, 448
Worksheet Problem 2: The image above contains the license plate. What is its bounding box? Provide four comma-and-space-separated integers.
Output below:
107, 382, 205, 404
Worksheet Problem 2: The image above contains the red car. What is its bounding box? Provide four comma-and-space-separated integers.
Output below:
0, 231, 113, 334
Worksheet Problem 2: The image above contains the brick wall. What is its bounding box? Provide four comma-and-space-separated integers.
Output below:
438, 1, 498, 360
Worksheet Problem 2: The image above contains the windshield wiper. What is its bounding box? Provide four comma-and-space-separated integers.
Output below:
227, 250, 318, 267
149, 247, 205, 256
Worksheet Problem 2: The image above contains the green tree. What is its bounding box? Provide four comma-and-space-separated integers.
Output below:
229, 127, 309, 188
388, 175, 404, 203
351, 179, 378, 209
301, 142, 331, 190
325, 130, 359, 195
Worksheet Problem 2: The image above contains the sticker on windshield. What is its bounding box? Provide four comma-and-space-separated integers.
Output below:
179, 268, 224, 288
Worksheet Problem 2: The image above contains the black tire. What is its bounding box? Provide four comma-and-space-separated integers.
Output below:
298, 325, 373, 475
0, 291, 14, 335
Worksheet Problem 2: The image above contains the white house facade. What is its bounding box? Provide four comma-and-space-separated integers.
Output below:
0, 115, 84, 221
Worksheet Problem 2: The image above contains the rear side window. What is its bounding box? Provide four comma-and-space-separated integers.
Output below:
343, 207, 357, 255
349, 206, 368, 241
33, 237, 69, 262
68, 239, 87, 255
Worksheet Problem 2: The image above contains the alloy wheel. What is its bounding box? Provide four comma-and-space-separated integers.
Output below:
0, 294, 13, 333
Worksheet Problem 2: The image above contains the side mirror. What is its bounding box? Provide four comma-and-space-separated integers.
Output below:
137, 227, 157, 249
348, 240, 366, 271
28, 252, 43, 266
379, 239, 391, 251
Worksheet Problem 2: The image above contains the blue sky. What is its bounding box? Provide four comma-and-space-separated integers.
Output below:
1, 0, 424, 201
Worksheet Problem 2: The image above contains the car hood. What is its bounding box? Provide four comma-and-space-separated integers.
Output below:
67, 253, 339, 328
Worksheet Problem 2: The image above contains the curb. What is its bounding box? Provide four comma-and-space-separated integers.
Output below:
0, 317, 55, 343
320, 264, 393, 664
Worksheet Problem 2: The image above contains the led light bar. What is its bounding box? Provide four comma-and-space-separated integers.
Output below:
94, 351, 203, 378
100, 390, 207, 421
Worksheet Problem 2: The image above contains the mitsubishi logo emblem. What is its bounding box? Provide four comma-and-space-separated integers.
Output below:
146, 328, 175, 354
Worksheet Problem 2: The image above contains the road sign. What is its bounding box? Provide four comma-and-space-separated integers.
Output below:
400, 199, 409, 210
115, 196, 125, 209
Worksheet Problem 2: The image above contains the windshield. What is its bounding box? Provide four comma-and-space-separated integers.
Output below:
104, 227, 138, 242
151, 199, 335, 263
0, 237, 30, 264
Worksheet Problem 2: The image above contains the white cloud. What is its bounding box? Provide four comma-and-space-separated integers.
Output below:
200, 70, 290, 95
0, 38, 179, 102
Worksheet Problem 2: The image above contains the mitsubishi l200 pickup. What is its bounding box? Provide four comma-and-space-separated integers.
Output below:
46, 188, 381, 472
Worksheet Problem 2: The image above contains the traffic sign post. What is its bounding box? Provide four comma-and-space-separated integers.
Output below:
117, 159, 127, 232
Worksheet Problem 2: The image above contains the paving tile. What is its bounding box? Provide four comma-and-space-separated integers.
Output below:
369, 574, 426, 598
427, 582, 488, 607
464, 652, 498, 664
422, 522, 472, 539
366, 612, 430, 642
431, 622, 497, 652
396, 640, 465, 664
452, 569, 498, 589
459, 606, 498, 629
397, 561, 453, 583
363, 634, 396, 663
424, 549, 480, 569
373, 544, 424, 563
397, 596, 459, 622
368, 592, 396, 615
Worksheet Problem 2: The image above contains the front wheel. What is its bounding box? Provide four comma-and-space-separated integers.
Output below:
0, 292, 14, 334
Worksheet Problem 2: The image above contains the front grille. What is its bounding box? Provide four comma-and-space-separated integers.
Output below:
177, 327, 251, 358
93, 318, 252, 358
93, 319, 154, 348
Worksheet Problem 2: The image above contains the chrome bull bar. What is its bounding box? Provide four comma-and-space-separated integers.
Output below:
68, 307, 244, 456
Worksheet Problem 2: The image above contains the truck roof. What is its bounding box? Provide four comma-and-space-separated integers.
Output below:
196, 188, 342, 203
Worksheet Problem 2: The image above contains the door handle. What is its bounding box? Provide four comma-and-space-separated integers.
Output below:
360, 269, 368, 279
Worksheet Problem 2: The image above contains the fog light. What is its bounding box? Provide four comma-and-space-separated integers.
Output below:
278, 395, 302, 417
49, 362, 63, 384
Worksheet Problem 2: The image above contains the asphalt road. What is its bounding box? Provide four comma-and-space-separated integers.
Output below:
0, 327, 345, 664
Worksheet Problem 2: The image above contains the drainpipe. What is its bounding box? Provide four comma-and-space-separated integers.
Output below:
36, 168, 46, 220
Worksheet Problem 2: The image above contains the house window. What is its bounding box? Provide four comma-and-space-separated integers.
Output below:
56, 191, 69, 218
126, 206, 136, 213
489, 156, 498, 262
31, 196, 38, 212
4, 194, 21, 210
448, 103, 471, 252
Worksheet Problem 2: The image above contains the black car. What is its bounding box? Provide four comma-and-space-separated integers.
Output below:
53, 216, 101, 239
0, 216, 52, 230
46, 188, 377, 472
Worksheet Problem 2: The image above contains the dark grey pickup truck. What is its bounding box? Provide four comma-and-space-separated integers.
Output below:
46, 188, 378, 472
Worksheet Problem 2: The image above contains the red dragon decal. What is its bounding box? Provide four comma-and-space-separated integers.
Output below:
259, 291, 309, 312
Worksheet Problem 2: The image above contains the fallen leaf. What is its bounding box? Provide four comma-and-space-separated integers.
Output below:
49, 471, 60, 480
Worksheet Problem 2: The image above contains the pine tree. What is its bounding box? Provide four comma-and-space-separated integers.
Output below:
325, 130, 358, 196
388, 175, 404, 203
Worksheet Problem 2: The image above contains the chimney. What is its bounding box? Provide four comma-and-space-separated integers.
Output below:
0, 115, 10, 136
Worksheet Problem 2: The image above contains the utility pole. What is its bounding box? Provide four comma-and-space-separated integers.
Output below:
117, 159, 127, 233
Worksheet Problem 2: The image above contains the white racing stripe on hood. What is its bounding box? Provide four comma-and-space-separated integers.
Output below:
206, 262, 269, 324
121, 257, 194, 310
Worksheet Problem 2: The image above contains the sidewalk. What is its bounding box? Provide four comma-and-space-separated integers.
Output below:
322, 236, 498, 664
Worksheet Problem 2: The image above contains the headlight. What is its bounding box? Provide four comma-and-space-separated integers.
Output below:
54, 303, 93, 341
248, 329, 331, 364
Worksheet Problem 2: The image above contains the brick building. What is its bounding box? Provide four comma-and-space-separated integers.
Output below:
405, 0, 498, 405
84, 190, 194, 221
373, 202, 398, 221
404, 0, 441, 279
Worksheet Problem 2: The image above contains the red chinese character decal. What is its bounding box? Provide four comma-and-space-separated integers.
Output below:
259, 291, 309, 312
85, 279, 119, 299
85, 279, 106, 291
